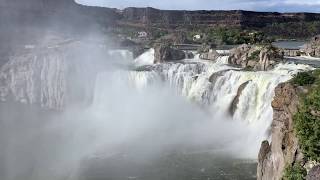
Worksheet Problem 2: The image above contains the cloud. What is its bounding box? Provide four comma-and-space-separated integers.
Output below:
76, 0, 320, 12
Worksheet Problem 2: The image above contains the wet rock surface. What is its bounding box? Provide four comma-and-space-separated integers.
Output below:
154, 44, 186, 63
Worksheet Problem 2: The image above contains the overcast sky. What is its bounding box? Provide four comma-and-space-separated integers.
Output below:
76, 0, 320, 12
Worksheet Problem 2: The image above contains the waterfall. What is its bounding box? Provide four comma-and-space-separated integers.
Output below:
91, 49, 313, 157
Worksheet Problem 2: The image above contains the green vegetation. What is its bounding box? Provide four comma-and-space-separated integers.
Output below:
293, 70, 320, 162
283, 163, 307, 180
282, 70, 320, 179
187, 27, 273, 45
248, 50, 261, 61
291, 72, 316, 86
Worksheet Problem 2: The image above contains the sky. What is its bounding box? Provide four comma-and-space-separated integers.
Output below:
76, 0, 320, 12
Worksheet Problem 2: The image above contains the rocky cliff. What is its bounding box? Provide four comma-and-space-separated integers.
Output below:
257, 83, 304, 180
122, 7, 320, 28
305, 35, 320, 57
228, 44, 283, 71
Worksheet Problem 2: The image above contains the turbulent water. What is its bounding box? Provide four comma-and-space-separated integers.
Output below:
116, 49, 313, 157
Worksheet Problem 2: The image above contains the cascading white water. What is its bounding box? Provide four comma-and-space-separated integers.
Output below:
94, 49, 313, 157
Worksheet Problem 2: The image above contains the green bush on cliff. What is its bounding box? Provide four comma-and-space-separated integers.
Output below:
291, 72, 316, 86
294, 91, 320, 162
283, 163, 307, 180
248, 50, 260, 60
293, 70, 320, 162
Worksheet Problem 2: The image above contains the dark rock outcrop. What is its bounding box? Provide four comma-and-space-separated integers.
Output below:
256, 46, 283, 71
228, 44, 257, 68
209, 70, 228, 83
230, 81, 250, 115
228, 44, 283, 71
305, 35, 320, 57
154, 44, 186, 63
257, 83, 304, 180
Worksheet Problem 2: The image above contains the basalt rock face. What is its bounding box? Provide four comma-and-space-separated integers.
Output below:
256, 46, 283, 71
154, 44, 186, 63
228, 44, 283, 71
122, 7, 320, 28
305, 35, 320, 57
257, 83, 304, 180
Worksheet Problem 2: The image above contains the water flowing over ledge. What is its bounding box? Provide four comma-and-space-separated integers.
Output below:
96, 49, 314, 157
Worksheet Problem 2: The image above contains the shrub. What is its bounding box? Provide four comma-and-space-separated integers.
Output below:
294, 88, 320, 162
292, 72, 316, 86
248, 50, 260, 60
293, 70, 320, 162
283, 163, 307, 180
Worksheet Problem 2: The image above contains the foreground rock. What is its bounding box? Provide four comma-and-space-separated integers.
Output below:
305, 35, 320, 57
257, 83, 304, 180
228, 44, 283, 71
154, 44, 186, 63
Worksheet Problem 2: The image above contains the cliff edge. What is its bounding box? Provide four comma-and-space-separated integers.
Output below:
257, 83, 304, 180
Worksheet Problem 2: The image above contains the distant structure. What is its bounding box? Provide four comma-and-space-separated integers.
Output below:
138, 31, 148, 38
193, 34, 202, 41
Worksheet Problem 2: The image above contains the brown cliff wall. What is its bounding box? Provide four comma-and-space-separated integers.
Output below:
257, 83, 304, 180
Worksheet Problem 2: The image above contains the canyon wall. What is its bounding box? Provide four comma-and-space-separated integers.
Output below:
121, 7, 320, 28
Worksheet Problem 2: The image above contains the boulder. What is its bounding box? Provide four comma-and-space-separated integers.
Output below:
154, 44, 186, 63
